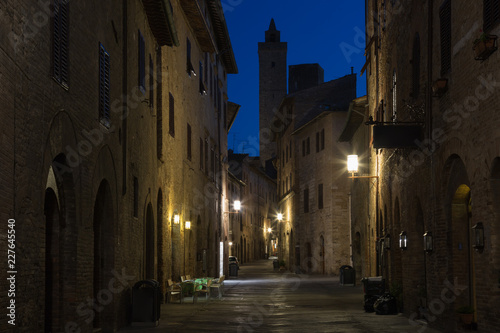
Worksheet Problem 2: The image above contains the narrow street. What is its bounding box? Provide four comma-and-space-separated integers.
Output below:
120, 259, 443, 333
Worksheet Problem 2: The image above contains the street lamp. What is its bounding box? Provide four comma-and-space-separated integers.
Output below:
472, 222, 484, 251
399, 231, 408, 250
234, 200, 241, 212
173, 210, 180, 224
277, 213, 283, 221
423, 231, 433, 253
346, 155, 379, 179
185, 221, 191, 230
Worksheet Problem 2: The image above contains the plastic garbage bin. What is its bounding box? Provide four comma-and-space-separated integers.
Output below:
229, 262, 238, 277
361, 276, 385, 312
131, 280, 160, 326
339, 265, 356, 286
273, 259, 279, 270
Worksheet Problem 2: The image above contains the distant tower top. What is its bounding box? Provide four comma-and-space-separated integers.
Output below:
265, 18, 280, 42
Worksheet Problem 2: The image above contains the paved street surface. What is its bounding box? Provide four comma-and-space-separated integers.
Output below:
119, 259, 442, 333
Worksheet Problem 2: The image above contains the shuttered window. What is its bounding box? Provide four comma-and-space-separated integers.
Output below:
318, 184, 324, 209
149, 55, 154, 109
484, 0, 500, 32
304, 188, 309, 213
53, 0, 69, 89
138, 30, 145, 93
439, 0, 451, 75
169, 93, 175, 137
99, 43, 110, 128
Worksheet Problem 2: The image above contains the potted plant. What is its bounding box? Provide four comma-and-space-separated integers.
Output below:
456, 305, 474, 325
473, 31, 497, 60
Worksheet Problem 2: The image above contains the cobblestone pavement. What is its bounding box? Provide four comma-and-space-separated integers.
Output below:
119, 259, 443, 333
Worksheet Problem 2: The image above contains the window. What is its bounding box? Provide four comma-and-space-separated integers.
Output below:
99, 43, 110, 128
133, 176, 139, 217
306, 137, 310, 155
484, 0, 500, 32
186, 38, 195, 76
138, 30, 145, 93
156, 51, 163, 159
53, 0, 69, 89
304, 188, 309, 213
199, 138, 204, 170
187, 123, 192, 160
149, 55, 154, 109
169, 93, 175, 137
318, 184, 324, 209
210, 147, 215, 180
412, 33, 421, 99
316, 132, 320, 152
199, 61, 206, 95
439, 0, 451, 74
204, 53, 208, 83
321, 129, 325, 150
302, 140, 305, 157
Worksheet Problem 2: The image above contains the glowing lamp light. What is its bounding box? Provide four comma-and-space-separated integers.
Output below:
229, 241, 233, 246
234, 200, 241, 211
277, 213, 283, 221
173, 212, 180, 224
347, 155, 359, 173
267, 227, 272, 233
185, 221, 191, 230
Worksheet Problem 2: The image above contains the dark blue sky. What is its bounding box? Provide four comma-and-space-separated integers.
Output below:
224, 0, 367, 156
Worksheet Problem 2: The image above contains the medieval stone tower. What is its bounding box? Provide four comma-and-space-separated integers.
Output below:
258, 18, 287, 164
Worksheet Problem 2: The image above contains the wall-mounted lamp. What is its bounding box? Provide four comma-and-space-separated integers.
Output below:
277, 213, 283, 221
423, 231, 433, 253
346, 155, 379, 179
347, 155, 359, 173
384, 234, 391, 250
472, 222, 484, 251
399, 231, 408, 250
267, 227, 272, 233
224, 200, 241, 214
185, 221, 191, 230
229, 241, 233, 246
173, 210, 180, 224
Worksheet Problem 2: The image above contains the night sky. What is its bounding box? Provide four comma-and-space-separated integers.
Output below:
224, 0, 367, 155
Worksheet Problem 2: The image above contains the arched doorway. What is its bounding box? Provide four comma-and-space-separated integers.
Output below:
44, 155, 77, 333
145, 203, 155, 278
157, 190, 164, 296
444, 155, 475, 314
44, 187, 61, 333
93, 179, 115, 330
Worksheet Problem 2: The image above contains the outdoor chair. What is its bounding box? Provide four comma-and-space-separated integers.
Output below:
210, 276, 225, 299
166, 279, 183, 303
181, 280, 197, 303
181, 275, 186, 282
194, 279, 211, 302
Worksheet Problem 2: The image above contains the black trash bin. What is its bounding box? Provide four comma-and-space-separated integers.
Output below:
131, 280, 160, 326
273, 259, 279, 270
229, 262, 238, 277
339, 265, 356, 286
361, 276, 385, 312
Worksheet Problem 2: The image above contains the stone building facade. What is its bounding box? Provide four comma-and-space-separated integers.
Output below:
228, 152, 277, 264
274, 75, 357, 275
0, 0, 237, 332
342, 0, 500, 331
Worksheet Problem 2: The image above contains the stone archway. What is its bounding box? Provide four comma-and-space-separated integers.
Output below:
92, 179, 115, 330
443, 155, 475, 314
145, 203, 155, 279
43, 154, 77, 333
